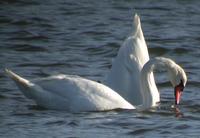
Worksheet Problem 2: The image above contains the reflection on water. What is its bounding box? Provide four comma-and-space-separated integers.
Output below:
1, 0, 200, 137
174, 107, 183, 118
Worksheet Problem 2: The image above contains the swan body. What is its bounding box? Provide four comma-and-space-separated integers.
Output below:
5, 69, 134, 112
105, 14, 156, 105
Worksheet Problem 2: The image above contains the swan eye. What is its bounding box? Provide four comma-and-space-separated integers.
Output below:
178, 79, 184, 91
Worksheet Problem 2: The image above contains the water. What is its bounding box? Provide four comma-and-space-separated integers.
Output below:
1, 0, 200, 137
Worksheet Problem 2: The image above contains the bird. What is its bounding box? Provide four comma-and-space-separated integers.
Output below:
5, 69, 135, 112
105, 14, 156, 105
5, 57, 186, 112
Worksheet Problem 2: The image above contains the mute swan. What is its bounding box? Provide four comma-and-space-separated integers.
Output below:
5, 57, 186, 112
105, 14, 156, 105
5, 69, 135, 112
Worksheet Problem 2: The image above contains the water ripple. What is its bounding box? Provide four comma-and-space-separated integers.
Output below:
10, 44, 48, 52
0, 0, 200, 137
127, 128, 155, 135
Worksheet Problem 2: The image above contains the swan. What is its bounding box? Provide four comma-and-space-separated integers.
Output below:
105, 14, 156, 105
5, 69, 135, 112
5, 57, 187, 112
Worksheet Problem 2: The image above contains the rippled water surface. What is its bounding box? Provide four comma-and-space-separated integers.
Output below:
1, 0, 200, 137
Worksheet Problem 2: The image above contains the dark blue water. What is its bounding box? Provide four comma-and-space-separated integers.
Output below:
1, 0, 200, 137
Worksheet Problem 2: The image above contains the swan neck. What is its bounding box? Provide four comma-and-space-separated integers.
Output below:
141, 57, 173, 108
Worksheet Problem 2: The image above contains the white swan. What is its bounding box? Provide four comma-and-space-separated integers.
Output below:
5, 69, 135, 112
105, 14, 156, 105
5, 57, 187, 112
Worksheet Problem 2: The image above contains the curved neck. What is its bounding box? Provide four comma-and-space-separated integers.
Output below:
140, 57, 175, 108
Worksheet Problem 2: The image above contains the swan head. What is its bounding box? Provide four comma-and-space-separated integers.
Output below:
168, 62, 187, 105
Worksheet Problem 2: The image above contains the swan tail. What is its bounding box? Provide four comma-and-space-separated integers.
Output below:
5, 69, 35, 99
133, 14, 144, 40
5, 69, 32, 86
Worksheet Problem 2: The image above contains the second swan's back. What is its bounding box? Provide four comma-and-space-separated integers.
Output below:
105, 14, 152, 105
